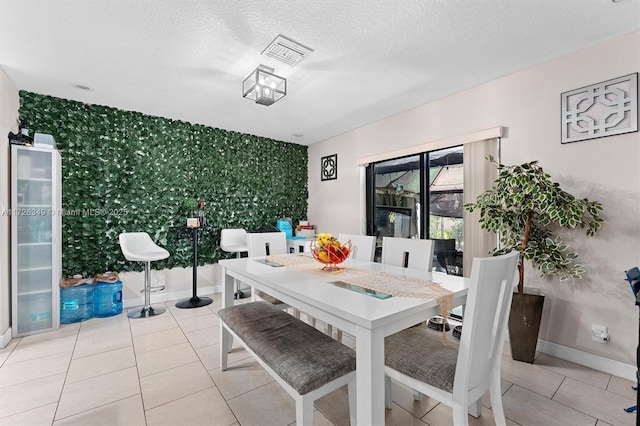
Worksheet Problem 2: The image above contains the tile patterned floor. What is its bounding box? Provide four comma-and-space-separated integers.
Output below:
0, 293, 636, 426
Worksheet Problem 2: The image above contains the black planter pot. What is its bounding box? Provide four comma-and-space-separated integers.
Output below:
508, 288, 545, 364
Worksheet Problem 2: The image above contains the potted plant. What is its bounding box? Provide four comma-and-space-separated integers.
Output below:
183, 198, 198, 227
465, 157, 603, 363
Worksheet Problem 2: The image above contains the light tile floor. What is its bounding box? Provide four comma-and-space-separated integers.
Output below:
0, 293, 637, 426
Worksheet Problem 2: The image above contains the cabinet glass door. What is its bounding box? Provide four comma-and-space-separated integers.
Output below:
14, 148, 55, 335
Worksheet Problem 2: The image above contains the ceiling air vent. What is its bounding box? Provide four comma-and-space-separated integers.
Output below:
261, 34, 314, 66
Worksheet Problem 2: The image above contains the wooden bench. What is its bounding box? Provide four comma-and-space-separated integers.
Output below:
218, 301, 356, 425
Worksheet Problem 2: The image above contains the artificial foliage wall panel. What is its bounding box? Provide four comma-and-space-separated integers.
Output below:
19, 92, 308, 276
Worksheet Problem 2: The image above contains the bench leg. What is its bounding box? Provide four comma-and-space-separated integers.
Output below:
348, 379, 357, 425
384, 375, 392, 409
296, 395, 314, 426
220, 322, 233, 371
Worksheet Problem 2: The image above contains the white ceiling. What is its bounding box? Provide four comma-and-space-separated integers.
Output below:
1, 1, 638, 145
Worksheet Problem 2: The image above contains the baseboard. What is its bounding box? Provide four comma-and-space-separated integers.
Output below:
537, 339, 636, 381
122, 285, 221, 309
0, 327, 12, 349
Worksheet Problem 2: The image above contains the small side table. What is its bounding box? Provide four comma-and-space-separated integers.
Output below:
172, 226, 213, 309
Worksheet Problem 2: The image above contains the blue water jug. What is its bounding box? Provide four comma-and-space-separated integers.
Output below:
277, 219, 292, 238
93, 281, 123, 317
60, 284, 94, 323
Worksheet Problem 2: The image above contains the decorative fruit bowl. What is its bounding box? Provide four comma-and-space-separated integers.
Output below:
310, 233, 352, 271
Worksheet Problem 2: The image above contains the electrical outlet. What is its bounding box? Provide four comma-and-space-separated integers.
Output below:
591, 324, 609, 343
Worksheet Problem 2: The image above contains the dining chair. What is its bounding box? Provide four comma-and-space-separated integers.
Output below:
384, 251, 519, 426
246, 232, 287, 305
338, 233, 375, 262
381, 236, 434, 271
437, 250, 464, 277
433, 238, 456, 272
246, 232, 310, 324
324, 233, 376, 342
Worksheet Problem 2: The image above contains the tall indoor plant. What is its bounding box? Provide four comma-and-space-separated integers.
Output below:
465, 157, 603, 363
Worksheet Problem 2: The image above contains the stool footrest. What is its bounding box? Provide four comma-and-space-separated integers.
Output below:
140, 285, 166, 294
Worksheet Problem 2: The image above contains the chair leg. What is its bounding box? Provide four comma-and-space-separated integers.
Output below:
452, 400, 469, 426
336, 329, 343, 342
468, 398, 482, 418
489, 372, 507, 425
296, 395, 314, 426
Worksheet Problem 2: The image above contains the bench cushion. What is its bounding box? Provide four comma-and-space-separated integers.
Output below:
219, 302, 355, 395
385, 327, 459, 392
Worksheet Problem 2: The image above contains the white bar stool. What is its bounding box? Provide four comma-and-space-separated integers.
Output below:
220, 228, 249, 299
119, 232, 170, 318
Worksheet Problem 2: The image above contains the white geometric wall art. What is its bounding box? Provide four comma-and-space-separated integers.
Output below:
561, 73, 637, 144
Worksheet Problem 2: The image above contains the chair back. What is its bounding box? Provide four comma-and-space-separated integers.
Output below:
338, 233, 375, 262
246, 232, 287, 257
433, 238, 456, 270
119, 232, 169, 262
381, 237, 434, 271
437, 251, 464, 276
454, 251, 519, 398
220, 229, 248, 253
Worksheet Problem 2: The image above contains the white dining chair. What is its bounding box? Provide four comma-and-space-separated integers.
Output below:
338, 233, 375, 262
246, 232, 287, 305
384, 251, 519, 426
246, 232, 311, 324
323, 233, 376, 342
381, 236, 434, 271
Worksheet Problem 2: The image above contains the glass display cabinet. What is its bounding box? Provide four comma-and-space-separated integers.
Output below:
11, 144, 62, 336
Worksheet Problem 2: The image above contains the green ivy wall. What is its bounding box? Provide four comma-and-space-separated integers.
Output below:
19, 91, 308, 276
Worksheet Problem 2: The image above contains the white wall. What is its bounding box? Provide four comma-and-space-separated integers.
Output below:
309, 30, 640, 365
0, 67, 19, 346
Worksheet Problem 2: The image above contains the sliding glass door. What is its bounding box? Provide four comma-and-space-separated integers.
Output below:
366, 146, 463, 267
368, 155, 421, 260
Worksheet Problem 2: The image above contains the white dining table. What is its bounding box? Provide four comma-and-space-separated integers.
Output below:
219, 254, 469, 426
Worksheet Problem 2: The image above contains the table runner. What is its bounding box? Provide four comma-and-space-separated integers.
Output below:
266, 254, 454, 319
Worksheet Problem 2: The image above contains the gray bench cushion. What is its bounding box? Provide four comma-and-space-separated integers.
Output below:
219, 302, 355, 395
385, 327, 459, 392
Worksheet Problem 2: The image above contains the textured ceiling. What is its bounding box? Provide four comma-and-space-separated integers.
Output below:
1, 1, 639, 145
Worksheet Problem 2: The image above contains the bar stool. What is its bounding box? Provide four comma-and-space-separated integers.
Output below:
220, 229, 249, 299
119, 232, 169, 318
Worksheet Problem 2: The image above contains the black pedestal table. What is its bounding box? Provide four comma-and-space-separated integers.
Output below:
174, 226, 213, 309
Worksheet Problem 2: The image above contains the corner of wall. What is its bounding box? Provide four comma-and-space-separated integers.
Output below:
0, 66, 19, 346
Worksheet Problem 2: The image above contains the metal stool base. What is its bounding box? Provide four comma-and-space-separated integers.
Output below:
128, 305, 166, 318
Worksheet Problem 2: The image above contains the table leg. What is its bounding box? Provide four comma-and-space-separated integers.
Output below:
220, 266, 234, 370
356, 325, 385, 426
176, 227, 212, 308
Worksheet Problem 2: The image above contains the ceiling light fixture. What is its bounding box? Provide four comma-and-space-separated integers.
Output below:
242, 65, 286, 106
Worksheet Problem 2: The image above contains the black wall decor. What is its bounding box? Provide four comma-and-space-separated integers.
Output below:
18, 91, 308, 276
321, 154, 337, 181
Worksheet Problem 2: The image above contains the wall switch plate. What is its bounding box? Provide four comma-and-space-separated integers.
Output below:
591, 324, 609, 343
